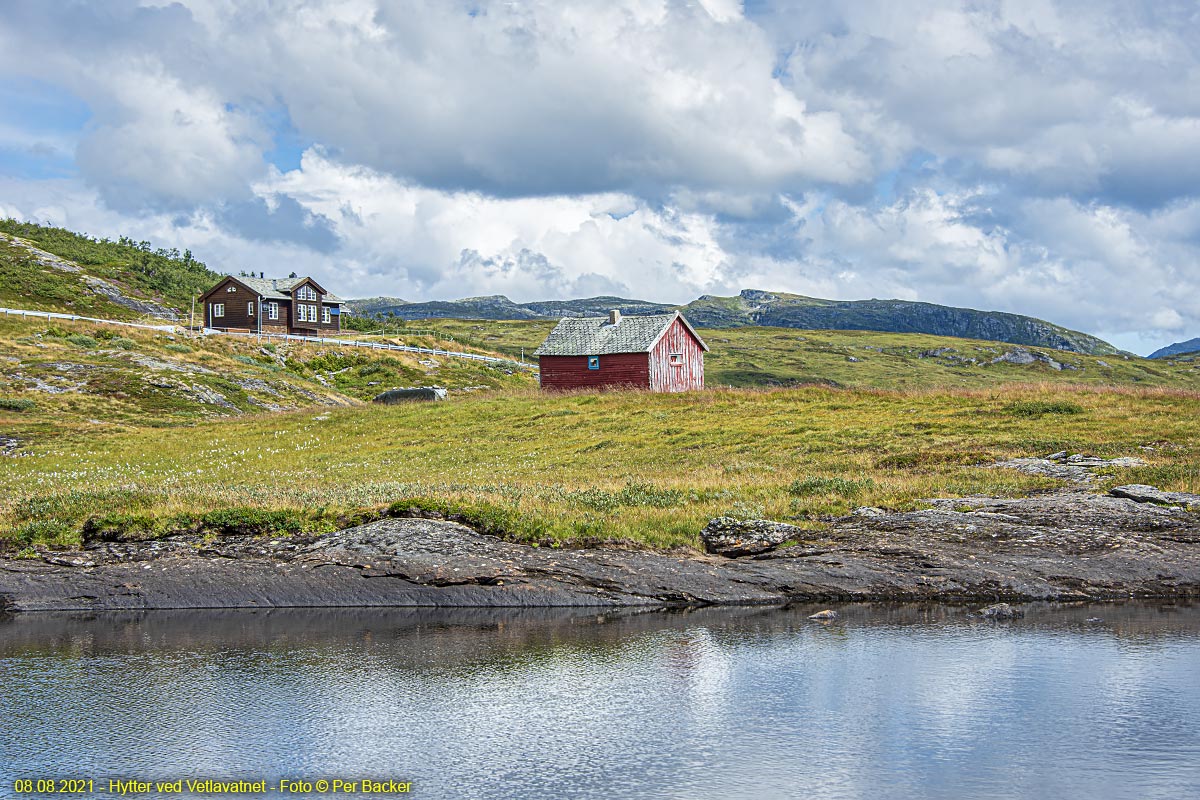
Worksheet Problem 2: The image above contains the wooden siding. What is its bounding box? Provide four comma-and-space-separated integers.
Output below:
648, 317, 705, 392
205, 278, 259, 331
538, 353, 650, 391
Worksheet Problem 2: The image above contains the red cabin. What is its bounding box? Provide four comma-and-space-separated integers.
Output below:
534, 310, 708, 392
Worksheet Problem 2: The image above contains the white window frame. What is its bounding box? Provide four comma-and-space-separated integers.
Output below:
212, 303, 225, 318
669, 352, 683, 366
297, 304, 307, 322
297, 285, 317, 301
226, 286, 237, 293
247, 302, 255, 317
268, 302, 279, 320
322, 306, 331, 324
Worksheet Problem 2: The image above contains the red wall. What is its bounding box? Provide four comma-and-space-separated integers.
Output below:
649, 317, 705, 392
538, 353, 650, 390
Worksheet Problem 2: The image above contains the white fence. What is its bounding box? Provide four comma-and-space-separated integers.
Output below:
0, 306, 179, 332
0, 305, 534, 370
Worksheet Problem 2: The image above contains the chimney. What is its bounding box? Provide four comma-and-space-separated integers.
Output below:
608, 309, 622, 325
260, 271, 264, 279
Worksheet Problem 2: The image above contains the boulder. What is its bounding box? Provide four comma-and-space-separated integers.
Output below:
1109, 484, 1200, 508
373, 387, 447, 404
700, 517, 804, 558
975, 602, 1023, 619
808, 609, 838, 620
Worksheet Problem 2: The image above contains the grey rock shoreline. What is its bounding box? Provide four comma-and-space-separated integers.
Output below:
3, 488, 1199, 612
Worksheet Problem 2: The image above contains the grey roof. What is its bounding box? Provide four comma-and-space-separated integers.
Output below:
533, 311, 708, 356
231, 276, 343, 303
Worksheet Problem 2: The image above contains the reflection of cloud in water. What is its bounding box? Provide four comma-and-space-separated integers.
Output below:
2, 604, 1199, 799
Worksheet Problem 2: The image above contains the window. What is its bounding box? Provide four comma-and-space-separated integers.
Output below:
268, 302, 279, 320
212, 303, 224, 318
297, 285, 317, 301
322, 307, 331, 324
247, 302, 255, 317
226, 286, 237, 293
588, 356, 600, 370
297, 304, 308, 322
669, 353, 683, 366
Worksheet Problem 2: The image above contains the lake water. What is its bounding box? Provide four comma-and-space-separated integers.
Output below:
2, 603, 1198, 799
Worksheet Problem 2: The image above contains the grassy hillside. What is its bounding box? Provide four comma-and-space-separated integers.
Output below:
389, 318, 1200, 390
0, 315, 535, 430
0, 220, 219, 319
2, 380, 1197, 552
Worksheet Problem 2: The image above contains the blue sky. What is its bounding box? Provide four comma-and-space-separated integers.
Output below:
1, 0, 1199, 354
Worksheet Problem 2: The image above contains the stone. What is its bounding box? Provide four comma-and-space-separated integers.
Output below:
1045, 451, 1068, 461
700, 517, 803, 557
1109, 484, 1200, 508
852, 506, 887, 517
975, 602, 1023, 619
373, 387, 447, 404
808, 610, 838, 620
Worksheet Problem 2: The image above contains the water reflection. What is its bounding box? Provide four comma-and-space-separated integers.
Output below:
1, 603, 1198, 799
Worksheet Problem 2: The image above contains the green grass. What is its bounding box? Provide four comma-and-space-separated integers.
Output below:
2, 380, 1197, 552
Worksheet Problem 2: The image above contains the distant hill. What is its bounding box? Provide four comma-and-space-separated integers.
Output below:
348, 288, 1120, 356
1149, 338, 1200, 359
350, 294, 675, 321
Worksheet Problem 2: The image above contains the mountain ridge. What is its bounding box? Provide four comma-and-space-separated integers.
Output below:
1149, 337, 1200, 359
347, 288, 1121, 356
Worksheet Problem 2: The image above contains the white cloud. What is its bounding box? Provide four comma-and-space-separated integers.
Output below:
2, 0, 1200, 353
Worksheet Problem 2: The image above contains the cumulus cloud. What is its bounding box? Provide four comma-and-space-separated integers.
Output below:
1, 0, 1200, 352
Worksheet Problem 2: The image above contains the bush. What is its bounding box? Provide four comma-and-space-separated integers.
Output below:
0, 397, 35, 412
82, 513, 165, 542
197, 508, 308, 537
164, 343, 193, 354
111, 336, 136, 350
789, 476, 875, 498
1003, 400, 1084, 417
66, 333, 99, 348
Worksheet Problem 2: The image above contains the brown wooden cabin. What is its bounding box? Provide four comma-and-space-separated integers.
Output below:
533, 310, 708, 392
199, 275, 343, 335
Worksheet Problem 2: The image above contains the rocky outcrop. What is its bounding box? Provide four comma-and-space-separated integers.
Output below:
1109, 485, 1200, 508
700, 517, 803, 557
3, 488, 1199, 612
992, 453, 1146, 484
373, 387, 447, 404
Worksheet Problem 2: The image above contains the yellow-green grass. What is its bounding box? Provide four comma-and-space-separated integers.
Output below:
3, 382, 1197, 552
412, 318, 1200, 390
0, 315, 536, 431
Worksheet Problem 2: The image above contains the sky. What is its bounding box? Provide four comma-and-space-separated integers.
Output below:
1, 1, 1198, 354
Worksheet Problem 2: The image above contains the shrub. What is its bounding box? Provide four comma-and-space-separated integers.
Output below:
66, 333, 99, 348
111, 336, 136, 350
197, 508, 308, 537
1003, 400, 1084, 417
233, 355, 262, 366
0, 397, 35, 412
789, 475, 875, 498
82, 513, 165, 542
164, 343, 193, 354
